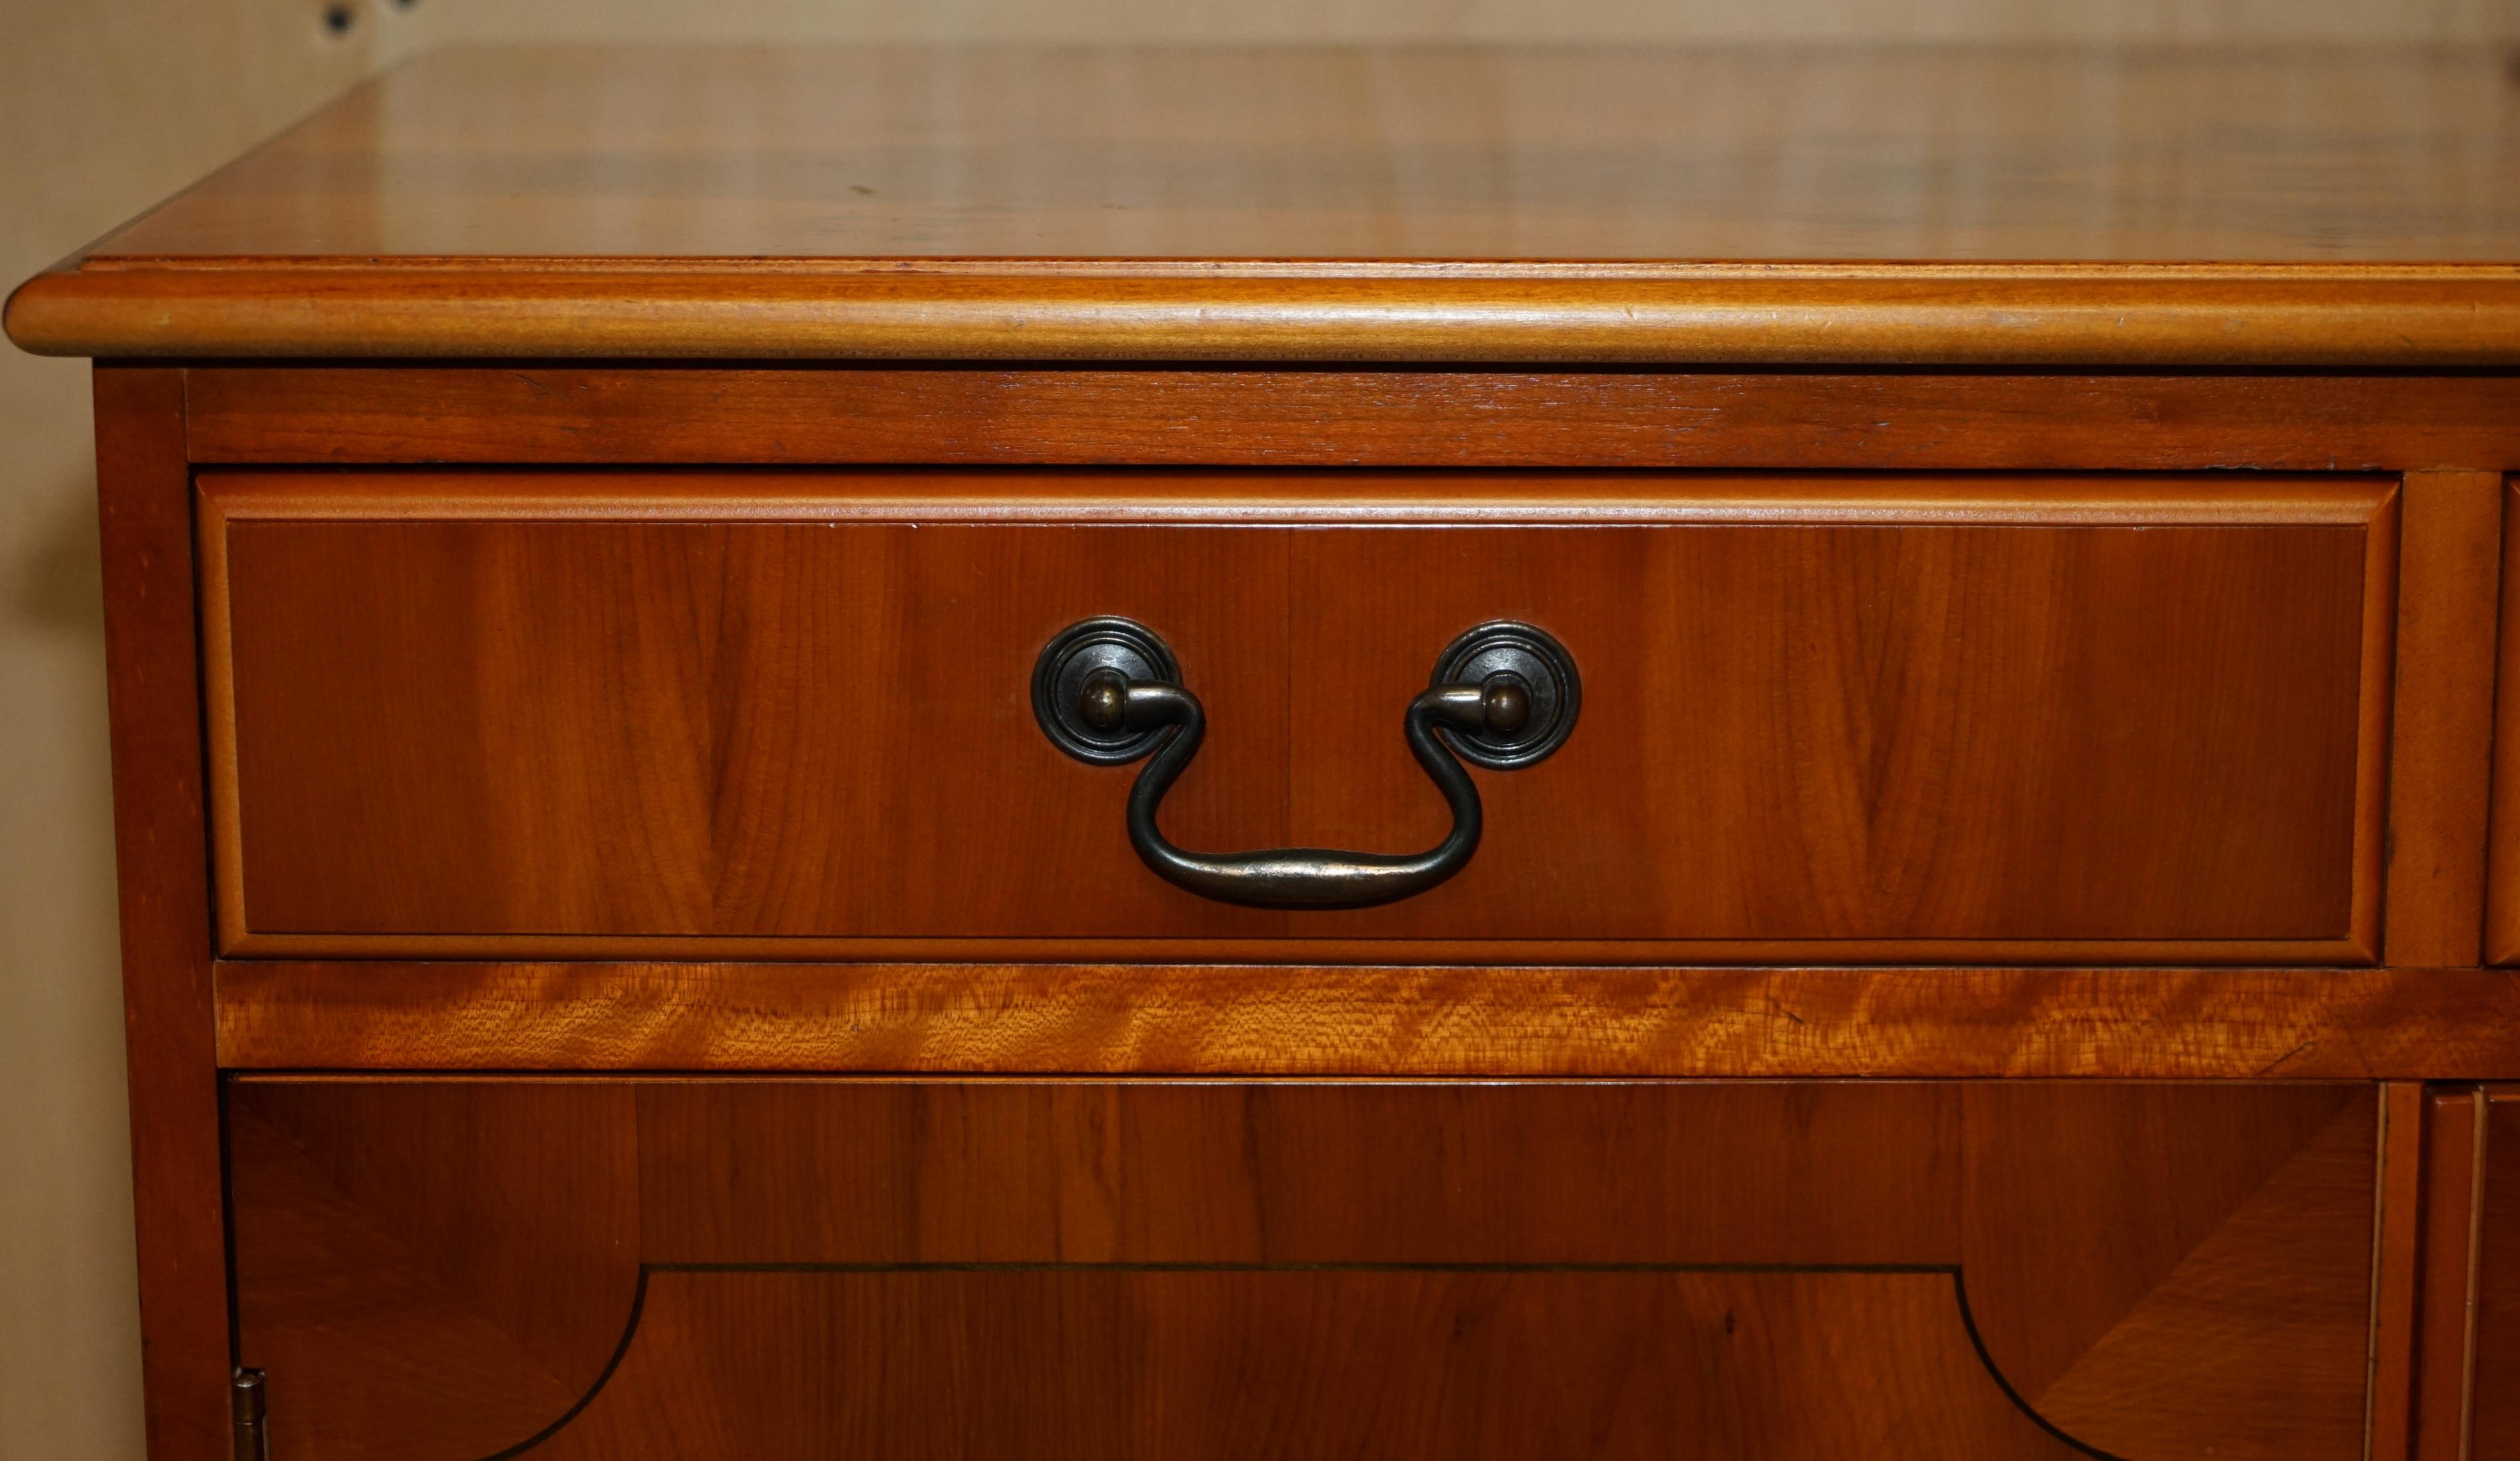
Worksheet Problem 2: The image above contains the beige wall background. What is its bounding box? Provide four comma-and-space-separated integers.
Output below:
5, 0, 2518, 1455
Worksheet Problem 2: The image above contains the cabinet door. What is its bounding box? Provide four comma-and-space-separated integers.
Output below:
203, 470, 2392, 965
2414, 1086, 2520, 1460
227, 1077, 2378, 1461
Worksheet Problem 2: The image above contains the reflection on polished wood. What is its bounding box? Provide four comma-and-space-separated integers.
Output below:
28, 39, 2520, 1460
10, 48, 2520, 361
211, 962, 2520, 1078
226, 1078, 2374, 1461
54, 47, 2520, 263
200, 472, 2390, 963
226, 1082, 640, 1461
177, 367, 2520, 473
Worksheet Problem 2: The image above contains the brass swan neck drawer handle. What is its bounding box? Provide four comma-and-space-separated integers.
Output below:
1034, 617, 1579, 909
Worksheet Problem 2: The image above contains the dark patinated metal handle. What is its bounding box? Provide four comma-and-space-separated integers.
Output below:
1033, 618, 1579, 909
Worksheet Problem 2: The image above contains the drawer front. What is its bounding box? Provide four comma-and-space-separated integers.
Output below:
226, 1076, 2379, 1461
202, 471, 2393, 961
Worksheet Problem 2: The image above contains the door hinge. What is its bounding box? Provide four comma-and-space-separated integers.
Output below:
231, 1369, 269, 1461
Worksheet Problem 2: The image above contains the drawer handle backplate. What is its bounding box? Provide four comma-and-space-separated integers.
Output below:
1033, 617, 1578, 909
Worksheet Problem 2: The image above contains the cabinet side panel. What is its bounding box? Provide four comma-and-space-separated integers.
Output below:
94, 366, 227, 1461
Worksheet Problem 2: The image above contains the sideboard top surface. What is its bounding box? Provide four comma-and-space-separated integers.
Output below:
55, 45, 2520, 265
13, 45, 2520, 363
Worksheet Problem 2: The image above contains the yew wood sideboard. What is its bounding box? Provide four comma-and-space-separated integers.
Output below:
15, 44, 2520, 1461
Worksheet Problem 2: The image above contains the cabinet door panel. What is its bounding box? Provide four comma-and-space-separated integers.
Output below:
2415, 1087, 2520, 1461
228, 1078, 2377, 1461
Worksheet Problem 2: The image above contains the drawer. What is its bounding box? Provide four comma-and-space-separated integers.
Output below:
226, 1076, 2379, 1461
200, 470, 2394, 963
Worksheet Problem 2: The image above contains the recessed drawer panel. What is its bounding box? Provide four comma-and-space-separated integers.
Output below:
225, 1077, 2379, 1461
201, 471, 2394, 962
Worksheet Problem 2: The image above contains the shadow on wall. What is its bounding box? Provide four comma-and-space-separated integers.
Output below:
13, 481, 104, 633
0, 444, 137, 1461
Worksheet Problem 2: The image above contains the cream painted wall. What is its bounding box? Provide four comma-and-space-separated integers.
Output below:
378, 0, 2520, 45
2, 11, 376, 1457
3, 1, 2516, 1458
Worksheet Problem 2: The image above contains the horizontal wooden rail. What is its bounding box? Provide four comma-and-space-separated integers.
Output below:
19, 264, 2520, 365
218, 961, 2520, 1079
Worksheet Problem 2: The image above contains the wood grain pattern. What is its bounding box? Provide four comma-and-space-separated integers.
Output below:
226, 1082, 642, 1461
543, 1268, 2080, 1460
224, 1111, 583, 1456
200, 471, 2392, 964
92, 369, 229, 1461
1280, 514, 2381, 951
2484, 482, 2520, 964
180, 367, 2520, 474
630, 1081, 1967, 1266
1959, 1084, 2374, 1458
12, 48, 2520, 362
2386, 472, 2504, 967
2469, 1090, 2520, 1461
206, 511, 1289, 949
35, 45, 2520, 1460
2414, 1087, 2482, 1461
195, 469, 2399, 528
210, 962, 2520, 1078
69, 48, 2520, 265
632, 1079, 2375, 1461
2372, 1082, 2429, 1461
223, 1078, 2377, 1461
19, 264, 2520, 366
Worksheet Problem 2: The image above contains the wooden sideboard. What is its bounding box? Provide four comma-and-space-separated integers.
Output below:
13, 44, 2520, 1461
